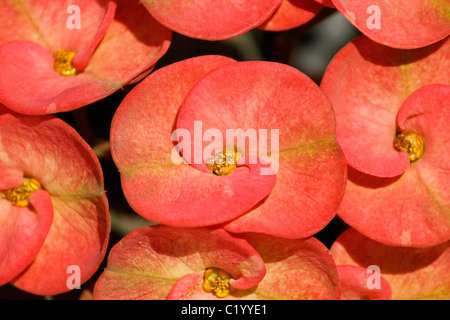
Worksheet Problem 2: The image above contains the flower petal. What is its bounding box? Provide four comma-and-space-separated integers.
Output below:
84, 0, 172, 84
258, 0, 323, 32
142, 0, 282, 40
331, 228, 450, 300
0, 0, 116, 51
336, 265, 391, 300
313, 0, 335, 8
93, 226, 266, 300
332, 0, 450, 49
0, 40, 121, 115
0, 190, 53, 286
321, 35, 450, 178
71, 0, 117, 72
242, 234, 341, 299
339, 164, 450, 247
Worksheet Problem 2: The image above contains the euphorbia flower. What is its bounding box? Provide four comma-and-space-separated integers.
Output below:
332, 0, 450, 49
141, 0, 325, 40
0, 106, 109, 295
0, 0, 171, 115
92, 225, 340, 300
331, 228, 450, 300
110, 55, 347, 239
320, 35, 450, 247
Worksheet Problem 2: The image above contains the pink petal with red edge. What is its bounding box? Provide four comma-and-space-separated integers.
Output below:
258, 0, 323, 32
176, 61, 345, 238
313, 0, 335, 8
321, 35, 450, 178
0, 190, 53, 286
0, 111, 109, 295
336, 265, 391, 300
142, 0, 282, 40
332, 0, 450, 49
93, 226, 266, 300
331, 228, 450, 300
111, 56, 278, 227
241, 234, 340, 299
0, 0, 171, 115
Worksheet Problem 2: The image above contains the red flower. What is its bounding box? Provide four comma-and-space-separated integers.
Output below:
332, 0, 450, 49
0, 106, 109, 295
0, 0, 171, 115
110, 55, 346, 239
142, 0, 325, 40
321, 35, 450, 247
331, 228, 450, 300
93, 225, 340, 300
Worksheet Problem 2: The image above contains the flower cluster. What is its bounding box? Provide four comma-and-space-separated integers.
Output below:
0, 0, 448, 300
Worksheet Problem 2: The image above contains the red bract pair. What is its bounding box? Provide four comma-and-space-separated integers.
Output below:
321, 35, 450, 247
110, 55, 347, 239
93, 225, 340, 300
331, 228, 450, 300
0, 107, 109, 295
0, 0, 171, 115
141, 0, 324, 39
332, 0, 450, 49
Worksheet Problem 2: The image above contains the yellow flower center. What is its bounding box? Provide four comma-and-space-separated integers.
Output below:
1, 177, 42, 207
393, 129, 424, 162
206, 146, 241, 176
53, 50, 77, 76
202, 267, 233, 298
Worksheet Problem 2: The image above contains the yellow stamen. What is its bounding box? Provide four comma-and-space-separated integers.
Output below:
202, 267, 233, 298
53, 50, 77, 76
393, 129, 425, 162
1, 177, 42, 207
206, 146, 241, 176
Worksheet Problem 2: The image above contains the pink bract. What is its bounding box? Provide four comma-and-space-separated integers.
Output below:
92, 226, 340, 300
313, 0, 335, 8
332, 0, 450, 49
0, 106, 109, 295
336, 265, 391, 300
110, 55, 347, 239
0, 0, 171, 115
258, 0, 324, 32
321, 35, 450, 247
141, 0, 282, 40
331, 228, 450, 300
